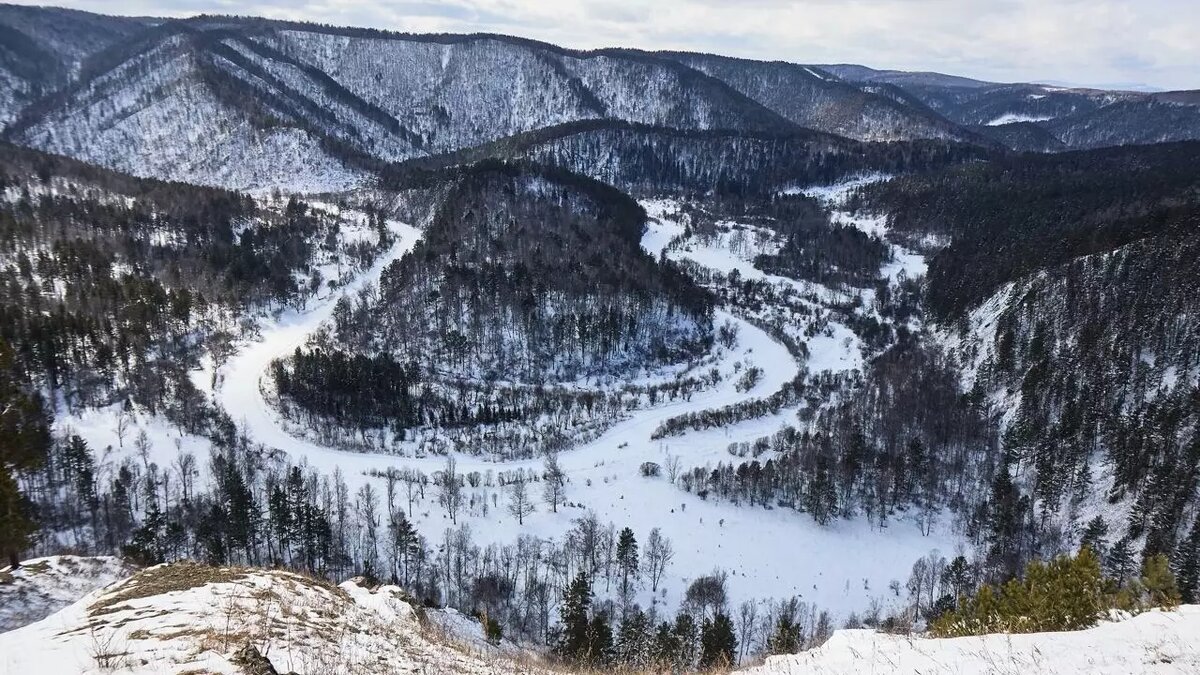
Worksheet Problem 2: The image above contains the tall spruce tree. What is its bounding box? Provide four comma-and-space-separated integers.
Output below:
1176, 519, 1200, 603
699, 612, 737, 669
558, 572, 592, 661
0, 340, 51, 568
616, 527, 639, 599
986, 464, 1024, 578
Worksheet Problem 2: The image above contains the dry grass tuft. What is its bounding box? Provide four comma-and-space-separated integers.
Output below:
90, 561, 250, 615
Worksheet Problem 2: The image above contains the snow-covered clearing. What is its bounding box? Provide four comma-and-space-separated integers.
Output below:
798, 175, 928, 335
789, 173, 889, 204
641, 199, 866, 375
985, 112, 1057, 126
742, 606, 1200, 674
784, 174, 927, 287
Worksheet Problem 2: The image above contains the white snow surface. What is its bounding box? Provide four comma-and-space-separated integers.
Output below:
0, 563, 548, 674
741, 606, 1200, 674
0, 556, 135, 633
790, 173, 891, 204
985, 112, 1057, 126
641, 198, 868, 374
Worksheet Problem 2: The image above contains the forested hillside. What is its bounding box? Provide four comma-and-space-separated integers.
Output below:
861, 141, 1200, 320
336, 161, 712, 382
2, 14, 807, 189
266, 162, 716, 456
857, 141, 1200, 589
658, 52, 984, 144
0, 5, 151, 126
0, 142, 369, 413
388, 120, 993, 198
0, 140, 401, 572
844, 75, 1200, 150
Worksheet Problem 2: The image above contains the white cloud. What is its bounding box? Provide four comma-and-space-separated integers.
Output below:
13, 0, 1199, 90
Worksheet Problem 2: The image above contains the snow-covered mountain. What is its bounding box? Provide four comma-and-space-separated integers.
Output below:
5, 4, 1197, 192
6, 28, 371, 192
0, 5, 151, 127
838, 75, 1200, 149
2, 13, 803, 189
814, 63, 998, 90
661, 53, 988, 144
0, 7, 1001, 192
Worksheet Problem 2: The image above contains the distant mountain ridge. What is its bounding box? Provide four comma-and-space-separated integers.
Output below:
3, 5, 1197, 190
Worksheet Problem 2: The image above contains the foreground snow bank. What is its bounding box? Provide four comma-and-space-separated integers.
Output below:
0, 556, 135, 632
742, 606, 1200, 674
0, 561, 549, 674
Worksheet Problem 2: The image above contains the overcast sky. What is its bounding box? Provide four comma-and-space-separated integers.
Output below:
17, 0, 1199, 90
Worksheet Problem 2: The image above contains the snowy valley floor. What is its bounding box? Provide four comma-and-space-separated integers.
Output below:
56, 179, 960, 623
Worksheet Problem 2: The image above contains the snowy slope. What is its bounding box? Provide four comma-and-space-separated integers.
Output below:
258, 29, 791, 152
10, 19, 794, 189
0, 556, 135, 633
11, 33, 367, 192
662, 52, 981, 144
741, 606, 1200, 674
883, 79, 1200, 149
0, 562, 549, 674
0, 5, 151, 128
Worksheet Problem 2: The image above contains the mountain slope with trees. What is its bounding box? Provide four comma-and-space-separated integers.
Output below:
316, 161, 712, 386
856, 141, 1200, 590
658, 52, 987, 144
0, 4, 151, 128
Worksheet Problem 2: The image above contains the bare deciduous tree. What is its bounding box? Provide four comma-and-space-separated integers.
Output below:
541, 451, 566, 512
438, 457, 463, 524
115, 413, 131, 450
665, 453, 682, 483
134, 429, 151, 470
642, 527, 674, 592
507, 472, 535, 525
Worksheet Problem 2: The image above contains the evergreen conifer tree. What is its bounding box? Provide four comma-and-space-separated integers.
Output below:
558, 572, 592, 661
699, 612, 737, 669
